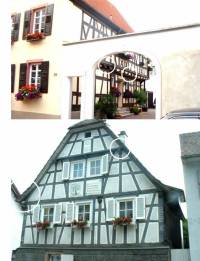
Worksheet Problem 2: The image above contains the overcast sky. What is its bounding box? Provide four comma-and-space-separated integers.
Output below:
109, 0, 200, 31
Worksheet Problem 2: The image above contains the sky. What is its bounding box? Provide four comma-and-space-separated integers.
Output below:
109, 0, 200, 31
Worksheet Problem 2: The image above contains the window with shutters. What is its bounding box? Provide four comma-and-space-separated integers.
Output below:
72, 161, 84, 179
29, 63, 42, 87
77, 203, 91, 222
33, 8, 46, 33
18, 61, 49, 93
119, 200, 133, 218
23, 4, 54, 39
90, 159, 101, 176
43, 206, 54, 223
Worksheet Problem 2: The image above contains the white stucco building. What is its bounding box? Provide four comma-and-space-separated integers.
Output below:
180, 132, 200, 261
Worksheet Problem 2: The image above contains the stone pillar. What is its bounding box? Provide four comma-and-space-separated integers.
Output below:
118, 78, 124, 108
61, 76, 72, 120
80, 70, 95, 119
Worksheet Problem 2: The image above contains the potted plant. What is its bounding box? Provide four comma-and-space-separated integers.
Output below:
95, 94, 117, 119
26, 32, 45, 41
15, 84, 41, 101
130, 106, 141, 115
35, 220, 50, 230
112, 216, 132, 226
72, 220, 88, 229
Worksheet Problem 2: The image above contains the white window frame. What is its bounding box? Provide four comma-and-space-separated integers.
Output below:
71, 160, 85, 179
87, 157, 101, 177
32, 8, 46, 33
29, 63, 42, 89
75, 201, 93, 225
89, 158, 101, 176
116, 197, 136, 224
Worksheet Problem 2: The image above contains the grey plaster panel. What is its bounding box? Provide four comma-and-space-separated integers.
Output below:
59, 143, 73, 158
59, 227, 71, 244
154, 193, 158, 204
95, 212, 98, 223
122, 174, 137, 192
146, 207, 150, 219
93, 138, 104, 152
69, 182, 84, 197
144, 222, 159, 243
54, 184, 66, 199
41, 185, 53, 200
110, 163, 119, 175
71, 142, 82, 155
55, 171, 63, 182
92, 129, 100, 137
139, 223, 145, 243
101, 212, 106, 223
47, 173, 54, 184
103, 136, 118, 150
39, 174, 48, 185
32, 228, 37, 244
100, 128, 107, 135
73, 228, 81, 244
46, 229, 54, 244
69, 134, 76, 141
136, 174, 156, 190
122, 162, 129, 173
108, 225, 113, 243
38, 231, 45, 244
129, 161, 140, 172
127, 225, 136, 243
77, 132, 85, 140
28, 188, 40, 202
100, 225, 108, 244
150, 206, 159, 220
104, 177, 119, 194
24, 228, 33, 244
26, 215, 31, 226
48, 164, 56, 172
143, 193, 153, 205
115, 226, 124, 244
94, 225, 98, 244
84, 228, 91, 244
57, 160, 62, 171
56, 227, 62, 243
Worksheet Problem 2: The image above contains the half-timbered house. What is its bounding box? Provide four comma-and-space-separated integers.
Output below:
15, 120, 184, 261
11, 0, 133, 119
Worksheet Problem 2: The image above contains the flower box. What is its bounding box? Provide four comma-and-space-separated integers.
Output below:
34, 221, 52, 230
112, 216, 132, 226
26, 32, 45, 41
15, 84, 41, 101
71, 220, 89, 229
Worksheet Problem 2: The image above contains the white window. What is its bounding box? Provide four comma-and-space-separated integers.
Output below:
33, 8, 46, 33
119, 200, 133, 218
29, 63, 41, 88
90, 159, 101, 176
73, 162, 84, 179
43, 206, 54, 222
77, 204, 90, 221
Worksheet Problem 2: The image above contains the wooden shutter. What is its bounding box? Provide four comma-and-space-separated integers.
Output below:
101, 154, 109, 174
136, 196, 146, 219
106, 198, 115, 221
44, 4, 54, 36
12, 13, 21, 41
62, 162, 70, 180
22, 10, 31, 39
19, 63, 27, 88
32, 205, 40, 224
53, 203, 62, 224
66, 202, 74, 223
11, 64, 16, 93
40, 61, 49, 93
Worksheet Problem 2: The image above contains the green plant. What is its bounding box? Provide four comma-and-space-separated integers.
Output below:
133, 89, 147, 106
95, 94, 117, 119
130, 106, 140, 115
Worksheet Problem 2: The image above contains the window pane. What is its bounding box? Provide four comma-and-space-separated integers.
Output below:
85, 213, 90, 221
120, 202, 125, 210
127, 210, 133, 218
85, 204, 90, 212
127, 201, 133, 209
79, 205, 84, 213
119, 210, 125, 217
78, 213, 83, 221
